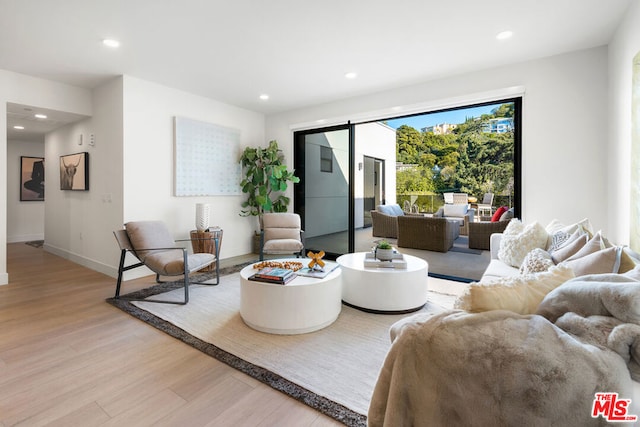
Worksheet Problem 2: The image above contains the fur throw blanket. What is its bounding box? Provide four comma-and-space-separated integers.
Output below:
368, 274, 640, 427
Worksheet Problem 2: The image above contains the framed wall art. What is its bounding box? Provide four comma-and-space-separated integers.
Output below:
60, 152, 89, 191
20, 156, 45, 201
174, 116, 242, 196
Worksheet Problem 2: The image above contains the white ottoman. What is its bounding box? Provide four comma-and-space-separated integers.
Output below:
337, 252, 428, 313
239, 259, 342, 334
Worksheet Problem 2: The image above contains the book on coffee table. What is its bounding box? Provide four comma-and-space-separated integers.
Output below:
249, 267, 296, 284
295, 263, 340, 279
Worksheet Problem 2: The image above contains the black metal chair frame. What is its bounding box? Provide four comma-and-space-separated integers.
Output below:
113, 229, 220, 305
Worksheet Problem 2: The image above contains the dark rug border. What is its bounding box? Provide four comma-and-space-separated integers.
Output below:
428, 272, 475, 283
106, 265, 367, 427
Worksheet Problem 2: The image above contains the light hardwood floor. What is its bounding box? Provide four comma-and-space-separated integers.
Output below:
0, 243, 343, 426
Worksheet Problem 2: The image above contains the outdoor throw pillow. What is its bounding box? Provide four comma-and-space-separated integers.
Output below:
454, 264, 575, 314
498, 220, 548, 268
499, 207, 515, 221
491, 206, 508, 222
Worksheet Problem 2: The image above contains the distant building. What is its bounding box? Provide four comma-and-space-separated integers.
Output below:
422, 123, 457, 135
483, 117, 514, 133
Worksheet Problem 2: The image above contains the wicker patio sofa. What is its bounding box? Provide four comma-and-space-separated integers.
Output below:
467, 207, 515, 250
397, 215, 460, 252
370, 209, 399, 239
370, 204, 409, 239
467, 220, 510, 250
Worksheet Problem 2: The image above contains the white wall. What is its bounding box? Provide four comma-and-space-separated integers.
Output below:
6, 139, 45, 242
121, 76, 265, 277
608, 0, 640, 248
0, 69, 92, 284
302, 130, 350, 237
266, 47, 609, 235
43, 77, 123, 276
354, 122, 396, 228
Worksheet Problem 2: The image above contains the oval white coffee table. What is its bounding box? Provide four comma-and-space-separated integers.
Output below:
337, 252, 428, 313
239, 259, 342, 335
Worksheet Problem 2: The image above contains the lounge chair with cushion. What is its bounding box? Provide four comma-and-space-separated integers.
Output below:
370, 204, 404, 239
433, 203, 475, 235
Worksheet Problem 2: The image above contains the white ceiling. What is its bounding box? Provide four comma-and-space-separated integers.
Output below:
0, 0, 633, 139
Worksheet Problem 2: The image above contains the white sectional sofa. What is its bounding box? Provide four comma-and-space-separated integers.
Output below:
481, 233, 519, 280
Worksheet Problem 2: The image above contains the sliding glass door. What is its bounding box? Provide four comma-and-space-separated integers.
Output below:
294, 125, 354, 258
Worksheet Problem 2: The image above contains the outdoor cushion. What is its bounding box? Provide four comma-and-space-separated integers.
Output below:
443, 203, 468, 218
491, 206, 508, 222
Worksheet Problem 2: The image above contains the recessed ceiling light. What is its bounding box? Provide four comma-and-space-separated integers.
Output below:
496, 31, 513, 40
102, 39, 120, 48
259, 94, 269, 100
345, 72, 358, 79
34, 114, 47, 119
13, 125, 24, 130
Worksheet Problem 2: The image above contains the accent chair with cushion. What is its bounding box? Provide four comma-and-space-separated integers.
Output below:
433, 203, 475, 235
259, 212, 305, 260
370, 204, 405, 239
113, 220, 219, 304
397, 215, 460, 252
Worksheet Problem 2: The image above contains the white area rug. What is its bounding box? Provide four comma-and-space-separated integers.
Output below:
118, 274, 463, 424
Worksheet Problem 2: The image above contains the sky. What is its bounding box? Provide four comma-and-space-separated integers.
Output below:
384, 103, 502, 130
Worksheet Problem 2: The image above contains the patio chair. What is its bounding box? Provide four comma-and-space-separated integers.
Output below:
476, 193, 494, 219
452, 193, 469, 205
113, 220, 219, 304
443, 192, 454, 204
468, 218, 510, 250
259, 212, 305, 260
370, 204, 404, 239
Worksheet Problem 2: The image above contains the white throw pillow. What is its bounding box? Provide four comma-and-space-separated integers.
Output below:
545, 218, 593, 249
498, 220, 548, 268
520, 248, 554, 275
443, 203, 468, 218
454, 265, 575, 314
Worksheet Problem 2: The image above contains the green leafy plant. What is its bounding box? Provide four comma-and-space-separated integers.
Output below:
376, 240, 392, 250
239, 140, 300, 216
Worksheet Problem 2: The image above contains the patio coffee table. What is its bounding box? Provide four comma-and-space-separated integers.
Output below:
239, 259, 342, 334
336, 252, 428, 313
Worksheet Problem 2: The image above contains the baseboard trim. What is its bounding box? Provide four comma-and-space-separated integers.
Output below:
43, 243, 118, 278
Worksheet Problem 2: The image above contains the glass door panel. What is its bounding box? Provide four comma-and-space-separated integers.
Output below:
294, 125, 353, 257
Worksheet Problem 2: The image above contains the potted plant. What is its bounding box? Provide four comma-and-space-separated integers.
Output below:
375, 240, 394, 261
239, 140, 300, 217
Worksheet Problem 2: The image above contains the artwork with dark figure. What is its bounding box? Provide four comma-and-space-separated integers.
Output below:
60, 155, 81, 190
23, 159, 45, 198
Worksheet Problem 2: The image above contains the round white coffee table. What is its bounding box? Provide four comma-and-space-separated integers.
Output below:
337, 252, 428, 313
239, 259, 342, 335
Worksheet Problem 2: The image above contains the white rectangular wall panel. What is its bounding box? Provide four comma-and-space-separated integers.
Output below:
174, 116, 242, 196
